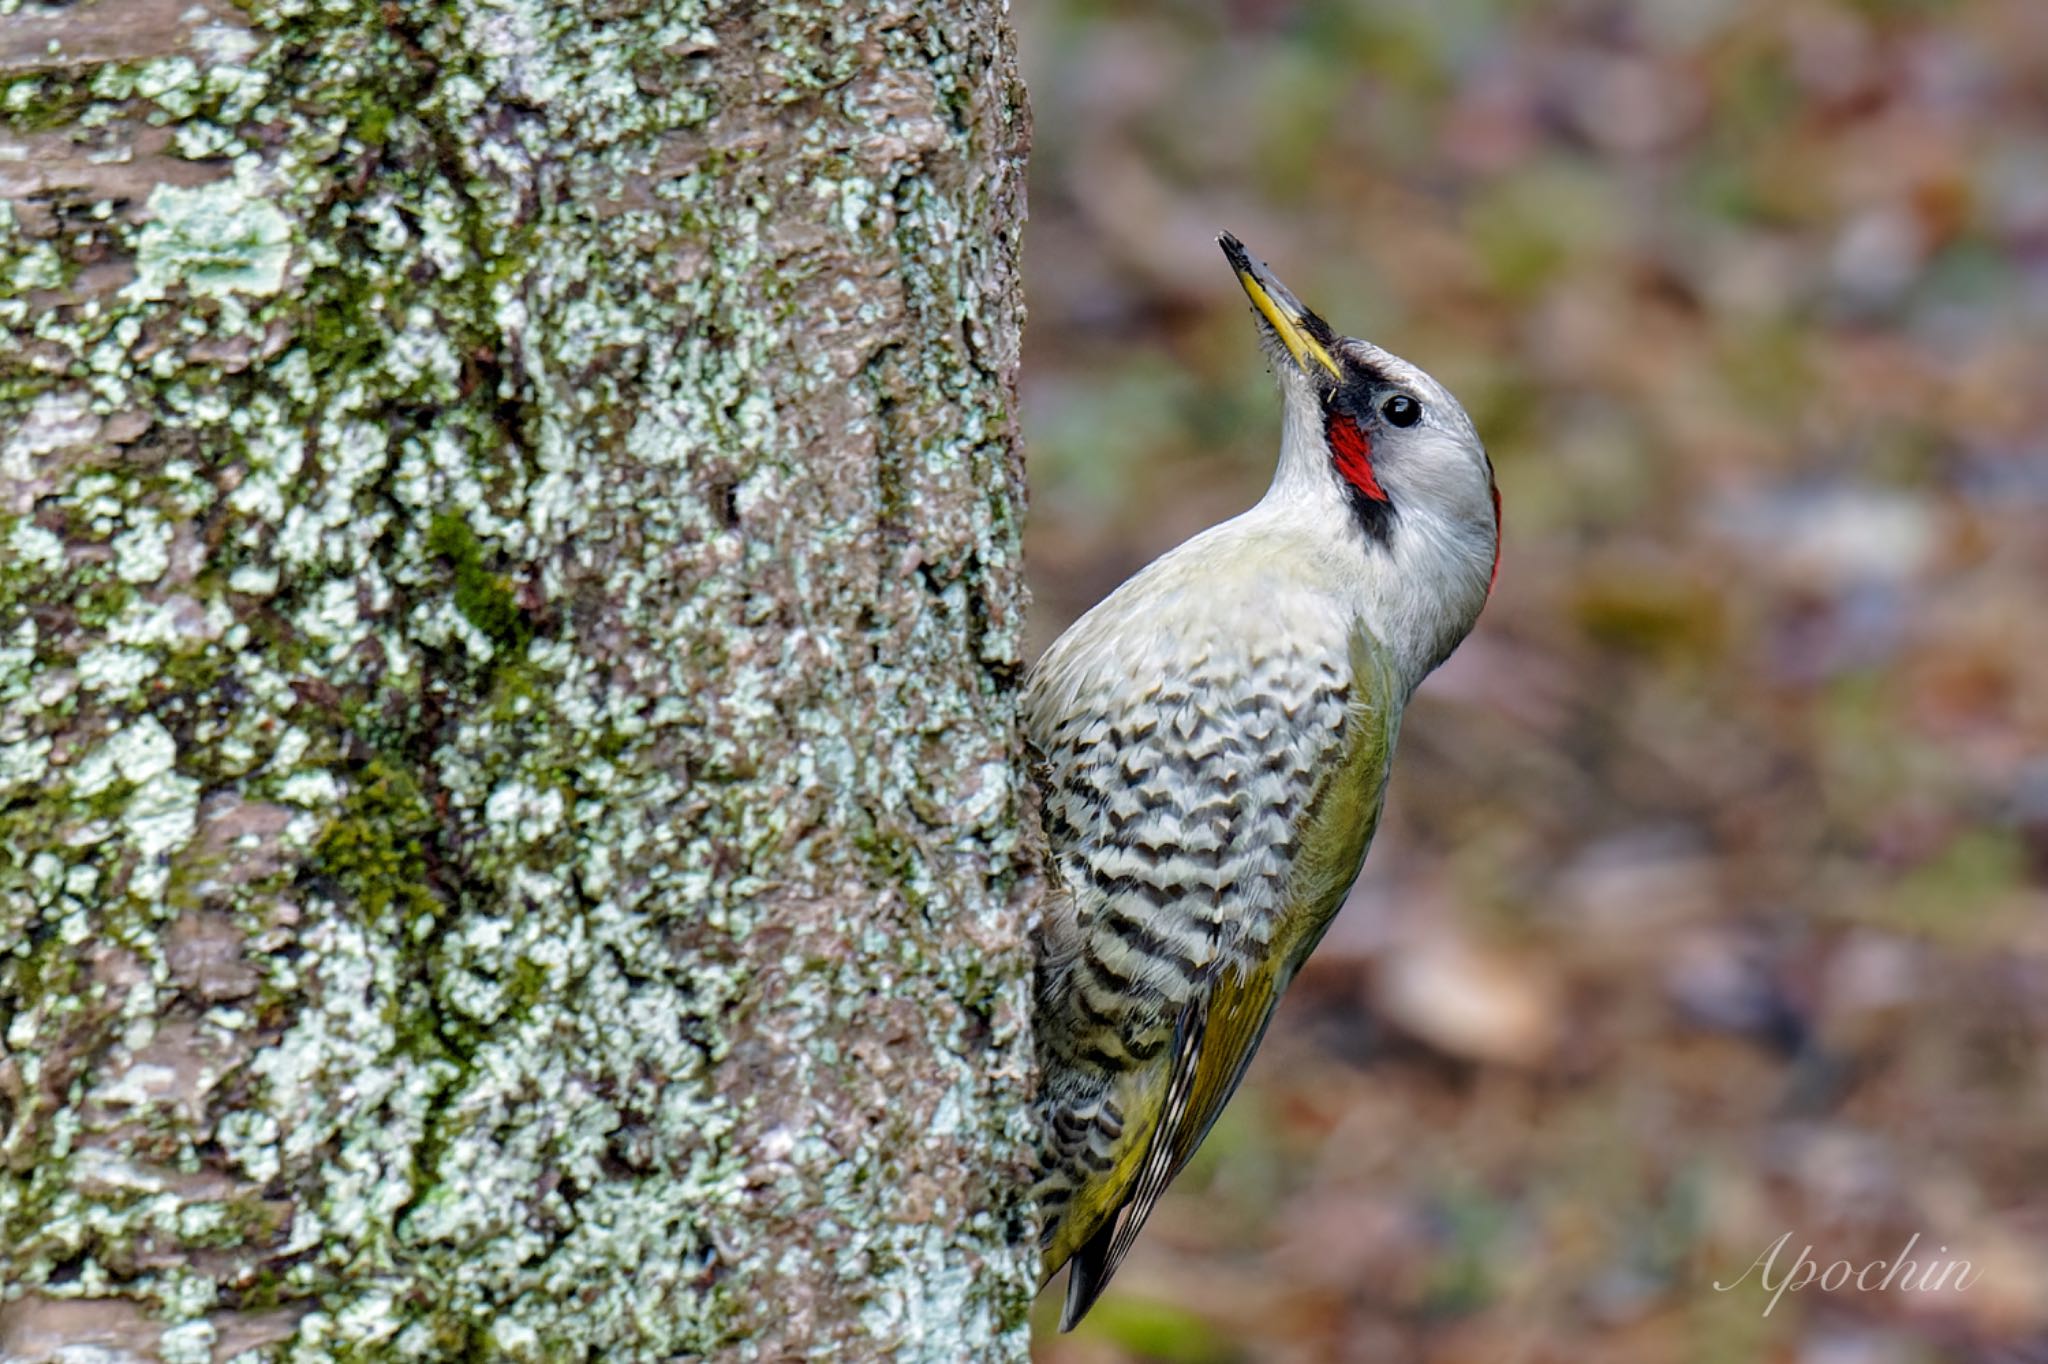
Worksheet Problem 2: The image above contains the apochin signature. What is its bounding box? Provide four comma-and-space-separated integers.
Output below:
1714, 1231, 1982, 1316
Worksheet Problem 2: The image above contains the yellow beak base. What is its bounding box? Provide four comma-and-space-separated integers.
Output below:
1218, 232, 1343, 382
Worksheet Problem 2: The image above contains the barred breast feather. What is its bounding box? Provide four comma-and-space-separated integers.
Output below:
1025, 520, 1403, 1327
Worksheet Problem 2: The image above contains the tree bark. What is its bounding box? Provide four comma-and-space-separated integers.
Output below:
0, 1, 1036, 1360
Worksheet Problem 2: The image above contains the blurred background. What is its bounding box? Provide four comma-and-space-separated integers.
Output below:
1015, 2, 2048, 1361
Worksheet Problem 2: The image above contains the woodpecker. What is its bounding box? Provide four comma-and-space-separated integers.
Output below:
1028, 233, 1501, 1329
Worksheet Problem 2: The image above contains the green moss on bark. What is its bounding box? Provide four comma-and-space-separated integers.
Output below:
424, 514, 530, 659
306, 759, 442, 928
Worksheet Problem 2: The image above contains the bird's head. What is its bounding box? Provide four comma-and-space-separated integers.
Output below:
1219, 231, 1500, 672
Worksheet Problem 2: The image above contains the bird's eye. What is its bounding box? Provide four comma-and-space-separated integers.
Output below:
1381, 394, 1421, 427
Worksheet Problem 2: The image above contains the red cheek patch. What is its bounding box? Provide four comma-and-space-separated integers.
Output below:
1326, 414, 1388, 503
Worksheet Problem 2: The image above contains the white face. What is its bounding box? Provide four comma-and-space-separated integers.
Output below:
1220, 232, 1500, 679
1265, 333, 1497, 563
1325, 338, 1497, 552
1253, 319, 1501, 686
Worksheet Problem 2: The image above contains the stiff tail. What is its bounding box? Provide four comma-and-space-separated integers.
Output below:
1054, 990, 1214, 1331
1059, 1219, 1118, 1332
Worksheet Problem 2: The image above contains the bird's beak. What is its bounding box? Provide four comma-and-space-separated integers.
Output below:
1218, 231, 1344, 384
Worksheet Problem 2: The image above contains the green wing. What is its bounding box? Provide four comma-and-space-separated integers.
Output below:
1061, 630, 1402, 1329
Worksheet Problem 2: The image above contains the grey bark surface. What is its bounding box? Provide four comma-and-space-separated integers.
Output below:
0, 1, 1037, 1360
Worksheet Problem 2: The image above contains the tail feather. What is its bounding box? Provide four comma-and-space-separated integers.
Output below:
1059, 1219, 1119, 1331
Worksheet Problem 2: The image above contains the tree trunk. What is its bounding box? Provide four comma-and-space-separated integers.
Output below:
0, 1, 1036, 1359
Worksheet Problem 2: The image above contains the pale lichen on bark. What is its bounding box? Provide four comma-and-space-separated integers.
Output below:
1, 1, 1036, 1360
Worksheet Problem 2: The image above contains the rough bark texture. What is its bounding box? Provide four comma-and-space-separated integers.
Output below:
0, 1, 1036, 1360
